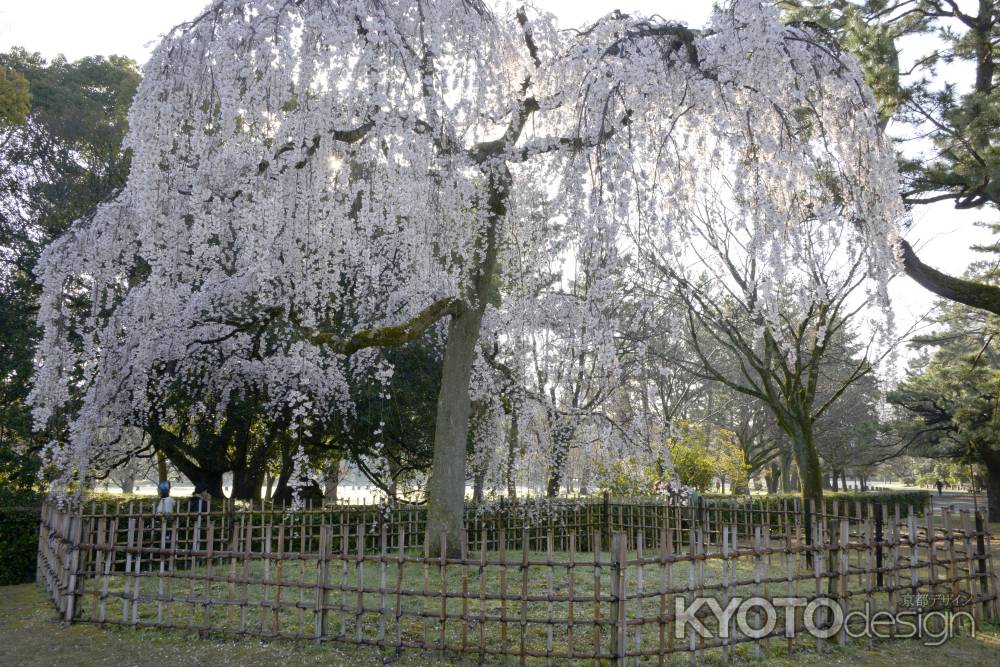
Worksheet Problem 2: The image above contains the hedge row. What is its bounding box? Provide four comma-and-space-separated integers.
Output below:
696, 489, 932, 517
0, 488, 42, 585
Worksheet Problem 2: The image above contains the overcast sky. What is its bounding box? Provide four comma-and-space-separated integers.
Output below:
1, 0, 992, 348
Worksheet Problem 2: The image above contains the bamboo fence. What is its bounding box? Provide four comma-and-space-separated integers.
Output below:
37, 497, 997, 665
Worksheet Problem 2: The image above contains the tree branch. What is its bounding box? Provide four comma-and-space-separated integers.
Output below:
899, 239, 1000, 315
300, 296, 461, 355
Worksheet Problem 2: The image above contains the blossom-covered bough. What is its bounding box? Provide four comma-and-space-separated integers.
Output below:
31, 0, 903, 551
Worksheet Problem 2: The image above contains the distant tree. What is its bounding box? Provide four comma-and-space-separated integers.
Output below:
0, 67, 29, 126
0, 50, 139, 491
888, 302, 1000, 517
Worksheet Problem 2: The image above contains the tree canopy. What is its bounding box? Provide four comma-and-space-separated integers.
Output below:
29, 0, 904, 545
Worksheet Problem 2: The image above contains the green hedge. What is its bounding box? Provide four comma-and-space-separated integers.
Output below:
696, 489, 931, 517
0, 487, 42, 585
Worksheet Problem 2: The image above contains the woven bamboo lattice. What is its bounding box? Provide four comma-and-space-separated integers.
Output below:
37, 497, 998, 665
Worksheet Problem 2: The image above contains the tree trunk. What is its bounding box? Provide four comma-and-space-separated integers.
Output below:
387, 455, 402, 503
473, 467, 486, 503
984, 458, 1000, 522
766, 463, 780, 494
189, 469, 225, 498
506, 407, 519, 500
830, 470, 839, 492
793, 431, 823, 508
119, 475, 135, 495
324, 455, 341, 504
546, 423, 573, 498
780, 449, 793, 493
424, 163, 506, 556
579, 462, 591, 497
232, 466, 266, 500
156, 450, 168, 483
425, 307, 482, 556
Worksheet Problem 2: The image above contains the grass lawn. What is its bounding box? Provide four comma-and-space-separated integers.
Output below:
2, 581, 998, 666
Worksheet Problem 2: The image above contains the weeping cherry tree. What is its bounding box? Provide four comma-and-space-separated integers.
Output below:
31, 0, 902, 550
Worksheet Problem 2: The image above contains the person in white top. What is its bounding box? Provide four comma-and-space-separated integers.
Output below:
155, 480, 176, 514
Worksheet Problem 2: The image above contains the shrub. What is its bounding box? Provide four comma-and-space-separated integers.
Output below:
0, 487, 43, 585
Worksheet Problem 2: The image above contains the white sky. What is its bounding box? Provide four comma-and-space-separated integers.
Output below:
0, 0, 992, 346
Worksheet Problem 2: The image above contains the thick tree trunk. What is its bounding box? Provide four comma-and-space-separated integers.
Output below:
425, 307, 482, 556
424, 165, 507, 556
780, 449, 793, 493
156, 450, 168, 484
793, 431, 823, 508
787, 420, 823, 557
232, 467, 266, 500
189, 469, 225, 498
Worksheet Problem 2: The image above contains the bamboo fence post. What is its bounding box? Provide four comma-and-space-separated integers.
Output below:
944, 511, 960, 608
500, 526, 509, 652
783, 521, 794, 656
63, 510, 84, 623
123, 507, 135, 624
356, 523, 365, 644
908, 507, 919, 612
546, 526, 555, 658
593, 530, 602, 660
763, 525, 773, 656
837, 520, 849, 646
272, 523, 285, 636
158, 513, 168, 626
752, 526, 763, 658
98, 516, 117, 625
478, 526, 488, 662
379, 522, 388, 644
721, 525, 731, 663
298, 510, 307, 632
314, 523, 330, 639
239, 513, 251, 635
202, 519, 214, 632
339, 517, 349, 638
132, 514, 145, 627
683, 521, 696, 665
568, 530, 577, 664
461, 528, 470, 656
610, 532, 626, 667
518, 528, 528, 666
635, 530, 644, 659
926, 511, 939, 605
974, 511, 994, 620
394, 523, 404, 649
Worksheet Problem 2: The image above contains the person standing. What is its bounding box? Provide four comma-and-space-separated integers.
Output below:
935, 479, 944, 497
155, 480, 175, 514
